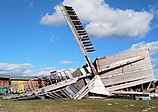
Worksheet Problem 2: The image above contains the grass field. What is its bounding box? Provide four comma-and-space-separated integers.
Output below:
0, 98, 158, 112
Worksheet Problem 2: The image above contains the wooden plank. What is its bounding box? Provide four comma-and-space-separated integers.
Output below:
98, 49, 149, 60
101, 66, 153, 77
106, 76, 155, 91
95, 50, 155, 88
101, 68, 154, 86
101, 67, 153, 78
98, 58, 150, 69
97, 55, 150, 69
72, 68, 82, 77
96, 49, 150, 68
98, 56, 147, 73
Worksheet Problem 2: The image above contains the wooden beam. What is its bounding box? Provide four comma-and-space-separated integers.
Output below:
146, 82, 152, 92
106, 77, 155, 92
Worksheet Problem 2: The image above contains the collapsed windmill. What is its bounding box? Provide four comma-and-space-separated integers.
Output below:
3, 4, 156, 100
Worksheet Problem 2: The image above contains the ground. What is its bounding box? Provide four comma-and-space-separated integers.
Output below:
0, 98, 158, 112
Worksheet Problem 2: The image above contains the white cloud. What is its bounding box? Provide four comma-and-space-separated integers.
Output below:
23, 69, 33, 75
148, 4, 158, 29
127, 41, 158, 55
41, 6, 65, 25
60, 60, 74, 65
0, 63, 33, 76
151, 58, 158, 63
153, 65, 158, 78
41, 0, 153, 38
49, 34, 55, 43
0, 63, 57, 76
149, 4, 158, 19
29, 1, 34, 7
49, 37, 54, 43
155, 66, 158, 73
0, 62, 75, 77
36, 67, 56, 76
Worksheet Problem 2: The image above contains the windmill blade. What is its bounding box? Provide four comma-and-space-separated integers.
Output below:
59, 4, 96, 54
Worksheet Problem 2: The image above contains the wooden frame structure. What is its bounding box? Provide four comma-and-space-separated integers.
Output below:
3, 5, 157, 100
94, 49, 155, 93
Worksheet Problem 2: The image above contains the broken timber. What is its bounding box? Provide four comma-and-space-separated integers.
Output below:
3, 5, 156, 100
94, 49, 155, 93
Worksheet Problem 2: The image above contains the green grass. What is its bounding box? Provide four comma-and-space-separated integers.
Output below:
0, 99, 158, 112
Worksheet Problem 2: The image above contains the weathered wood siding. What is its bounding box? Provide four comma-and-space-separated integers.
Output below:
0, 80, 9, 88
95, 49, 155, 91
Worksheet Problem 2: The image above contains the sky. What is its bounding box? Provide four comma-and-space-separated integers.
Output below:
0, 0, 158, 78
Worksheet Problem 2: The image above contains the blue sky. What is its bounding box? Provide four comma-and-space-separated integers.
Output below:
0, 0, 158, 77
